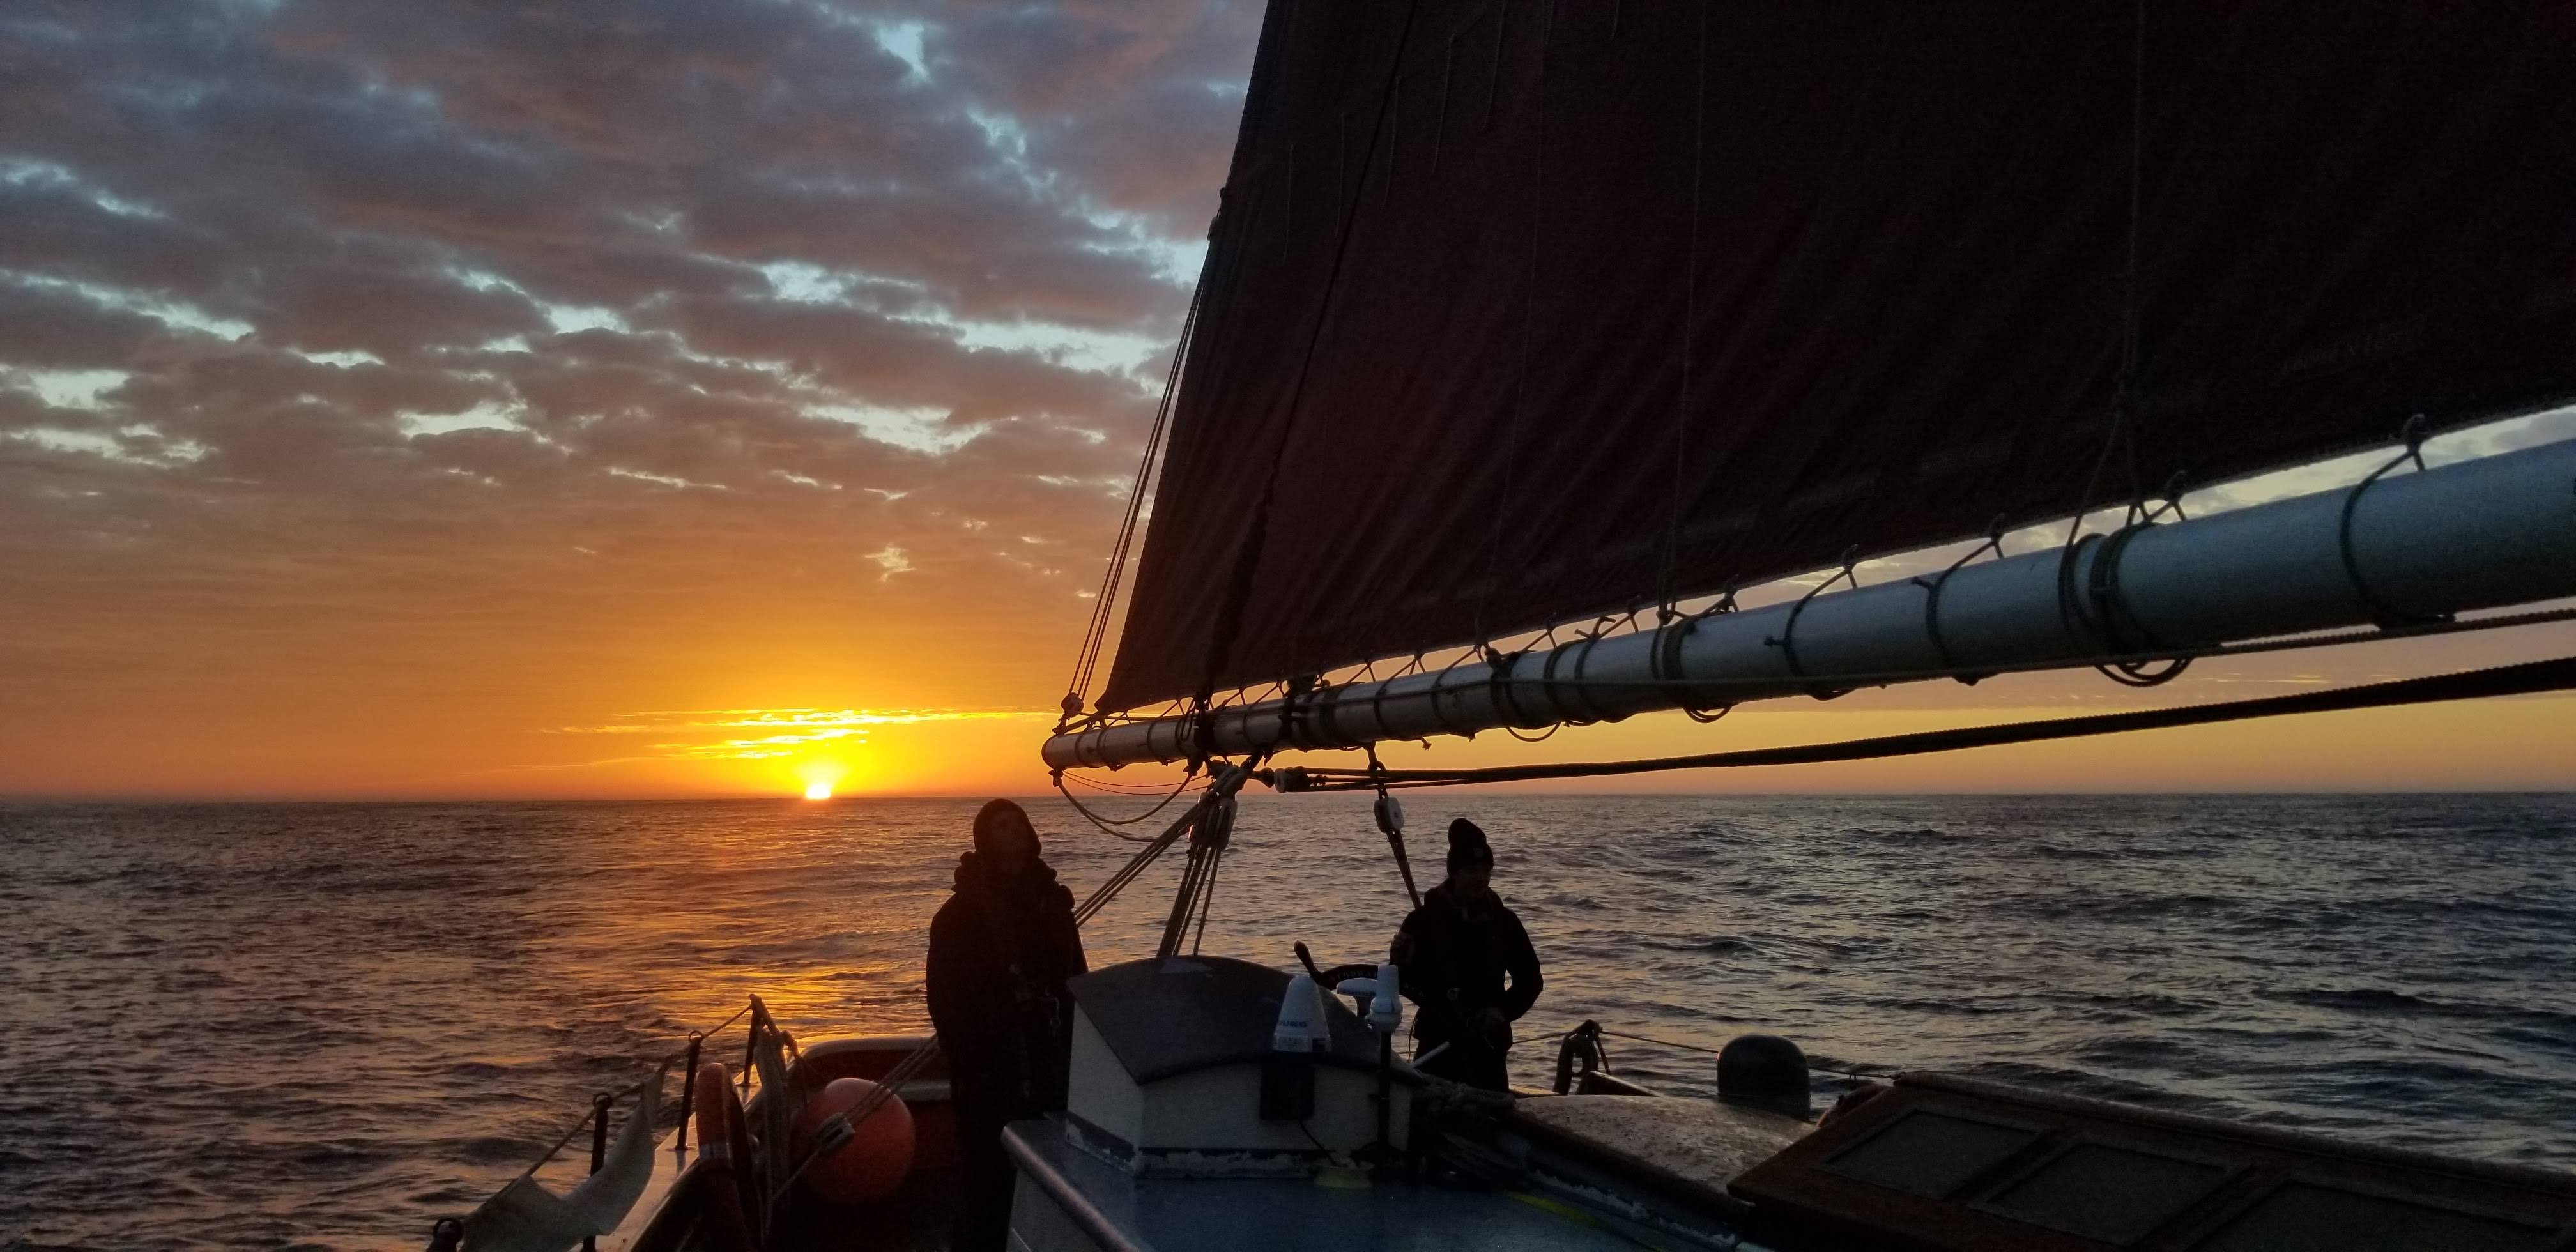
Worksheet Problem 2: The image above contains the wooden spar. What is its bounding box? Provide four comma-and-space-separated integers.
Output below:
1044, 436, 2576, 772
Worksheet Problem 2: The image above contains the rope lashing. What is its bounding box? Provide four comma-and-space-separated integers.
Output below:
1910, 519, 2008, 685
1534, 619, 1616, 728
1264, 652, 2576, 790
1422, 648, 1490, 740
1275, 672, 1321, 754
1487, 647, 1567, 742
2339, 415, 2451, 629
1765, 550, 1860, 701
2083, 478, 2193, 689
1654, 589, 1739, 723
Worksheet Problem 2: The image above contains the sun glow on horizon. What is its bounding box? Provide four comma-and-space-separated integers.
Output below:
795, 758, 849, 799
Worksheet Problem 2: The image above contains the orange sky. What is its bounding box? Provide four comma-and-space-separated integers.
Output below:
3, 3, 2573, 800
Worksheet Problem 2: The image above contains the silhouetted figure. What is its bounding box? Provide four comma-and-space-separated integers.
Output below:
1390, 818, 1544, 1092
926, 799, 1086, 1252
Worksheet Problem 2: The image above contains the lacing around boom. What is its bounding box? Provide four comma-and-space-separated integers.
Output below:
1263, 652, 2576, 791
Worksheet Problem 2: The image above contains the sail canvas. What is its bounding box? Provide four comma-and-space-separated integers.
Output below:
1099, 0, 2576, 713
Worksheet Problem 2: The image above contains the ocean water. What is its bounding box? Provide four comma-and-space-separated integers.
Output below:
1, 793, 2570, 1249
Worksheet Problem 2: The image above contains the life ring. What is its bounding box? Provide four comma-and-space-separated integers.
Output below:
691, 1062, 760, 1251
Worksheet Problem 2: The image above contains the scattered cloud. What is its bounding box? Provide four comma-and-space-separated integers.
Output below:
551, 706, 1043, 761
0, 0, 1261, 794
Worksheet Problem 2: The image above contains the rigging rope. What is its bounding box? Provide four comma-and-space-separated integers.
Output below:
1054, 769, 1203, 842
1071, 765, 1249, 925
1060, 768, 1204, 795
1367, 744, 1423, 908
2043, 0, 2174, 694
1266, 652, 2576, 790
1062, 258, 1212, 724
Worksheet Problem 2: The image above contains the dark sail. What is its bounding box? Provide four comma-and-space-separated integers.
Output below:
1097, 0, 2576, 714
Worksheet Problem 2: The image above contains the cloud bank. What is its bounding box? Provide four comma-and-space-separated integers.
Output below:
0, 0, 1259, 793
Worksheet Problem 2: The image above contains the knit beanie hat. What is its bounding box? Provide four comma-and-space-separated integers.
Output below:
1446, 817, 1494, 874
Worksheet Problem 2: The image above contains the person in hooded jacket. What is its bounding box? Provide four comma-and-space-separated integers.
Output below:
1389, 818, 1544, 1092
926, 798, 1086, 1252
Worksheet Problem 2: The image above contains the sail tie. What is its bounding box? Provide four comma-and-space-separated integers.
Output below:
1654, 592, 1738, 724
1765, 551, 1860, 702
2338, 415, 2452, 630
1909, 519, 2008, 686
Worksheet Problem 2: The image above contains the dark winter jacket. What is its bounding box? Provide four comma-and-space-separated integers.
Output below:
1392, 883, 1544, 1050
925, 851, 1087, 1115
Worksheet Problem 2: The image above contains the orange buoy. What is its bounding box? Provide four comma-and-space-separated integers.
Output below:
690, 1062, 759, 1251
792, 1076, 916, 1203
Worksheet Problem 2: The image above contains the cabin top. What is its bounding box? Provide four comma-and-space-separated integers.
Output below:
1066, 956, 1382, 1082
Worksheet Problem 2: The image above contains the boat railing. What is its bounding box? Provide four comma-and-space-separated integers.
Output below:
422, 996, 769, 1252
1548, 1019, 1899, 1110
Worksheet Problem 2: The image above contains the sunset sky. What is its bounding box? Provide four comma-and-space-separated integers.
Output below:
4, 1, 2573, 800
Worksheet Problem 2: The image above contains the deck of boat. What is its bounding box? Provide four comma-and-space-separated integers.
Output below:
1002, 1117, 1650, 1252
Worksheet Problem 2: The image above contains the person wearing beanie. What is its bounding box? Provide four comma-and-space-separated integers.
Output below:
1387, 816, 1545, 1091
926, 798, 1087, 1251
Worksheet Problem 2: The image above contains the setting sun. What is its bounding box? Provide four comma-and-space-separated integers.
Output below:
803, 780, 832, 800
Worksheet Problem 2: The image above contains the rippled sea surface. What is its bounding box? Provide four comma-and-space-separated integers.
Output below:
3, 794, 2572, 1248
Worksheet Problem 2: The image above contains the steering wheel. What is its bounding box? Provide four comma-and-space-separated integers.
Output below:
1294, 940, 1381, 990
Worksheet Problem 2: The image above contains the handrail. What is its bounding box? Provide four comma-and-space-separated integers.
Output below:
425, 998, 761, 1249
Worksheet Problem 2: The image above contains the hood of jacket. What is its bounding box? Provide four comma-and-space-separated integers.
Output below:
954, 849, 1062, 895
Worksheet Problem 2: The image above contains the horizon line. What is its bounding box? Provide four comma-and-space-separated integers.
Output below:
6, 786, 2572, 805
